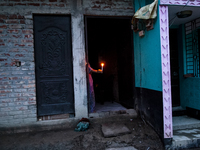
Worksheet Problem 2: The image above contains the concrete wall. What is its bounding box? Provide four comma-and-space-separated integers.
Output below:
0, 0, 133, 128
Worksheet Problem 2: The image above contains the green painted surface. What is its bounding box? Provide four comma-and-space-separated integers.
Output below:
133, 0, 162, 91
179, 25, 200, 110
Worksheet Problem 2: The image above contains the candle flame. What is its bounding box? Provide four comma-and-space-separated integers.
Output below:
101, 63, 104, 67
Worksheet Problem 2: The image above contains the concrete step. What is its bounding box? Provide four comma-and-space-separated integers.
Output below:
106, 147, 137, 150
173, 115, 200, 130
170, 128, 200, 149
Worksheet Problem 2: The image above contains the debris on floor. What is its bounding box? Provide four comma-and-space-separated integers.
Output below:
102, 123, 131, 138
75, 118, 90, 132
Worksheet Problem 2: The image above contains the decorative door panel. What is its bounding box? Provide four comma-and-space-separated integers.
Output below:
34, 15, 74, 116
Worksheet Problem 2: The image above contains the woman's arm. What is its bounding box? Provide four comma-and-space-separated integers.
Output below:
90, 68, 103, 74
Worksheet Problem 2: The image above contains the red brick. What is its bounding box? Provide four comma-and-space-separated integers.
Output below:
0, 90, 12, 93
55, 4, 65, 7
22, 29, 33, 34
0, 3, 7, 6
41, 3, 52, 6
21, 39, 33, 43
0, 85, 8, 89
0, 59, 7, 61
5, 20, 19, 24
0, 30, 3, 34
0, 43, 5, 46
15, 54, 25, 57
18, 15, 24, 19
0, 39, 4, 42
0, 25, 7, 29
19, 106, 28, 111
0, 34, 8, 38
92, 5, 101, 9
28, 80, 35, 84
22, 0, 35, 1
29, 97, 36, 101
22, 76, 32, 79
8, 0, 20, 2
7, 39, 18, 43
0, 94, 7, 97
22, 93, 35, 97
14, 97, 27, 102
12, 34, 22, 38
14, 3, 26, 6
0, 15, 7, 19
0, 77, 7, 80
0, 19, 4, 23
0, 99, 12, 103
28, 89, 35, 92
11, 58, 19, 61
9, 77, 19, 80
49, 0, 57, 2
7, 29, 19, 34
23, 84, 35, 88
27, 3, 40, 6
8, 14, 18, 19
9, 48, 19, 52
14, 44, 25, 47
25, 25, 33, 29
22, 49, 28, 52
9, 25, 23, 29
9, 62, 16, 66
27, 43, 33, 47
20, 20, 25, 24
0, 72, 10, 76
24, 35, 33, 38
1, 3, 14, 6
0, 81, 12, 85
3, 53, 10, 56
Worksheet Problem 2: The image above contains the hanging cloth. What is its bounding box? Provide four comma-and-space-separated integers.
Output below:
134, 0, 158, 20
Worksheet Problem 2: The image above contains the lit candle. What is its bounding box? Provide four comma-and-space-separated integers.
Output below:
101, 63, 104, 71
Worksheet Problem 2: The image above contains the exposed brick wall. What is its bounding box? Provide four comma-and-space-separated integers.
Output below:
0, 0, 133, 128
0, 12, 36, 126
0, 0, 69, 8
84, 0, 133, 11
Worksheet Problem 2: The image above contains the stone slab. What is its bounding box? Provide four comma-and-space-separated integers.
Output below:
101, 123, 131, 138
106, 146, 137, 150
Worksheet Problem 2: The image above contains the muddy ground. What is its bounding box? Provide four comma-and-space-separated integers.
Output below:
1, 118, 165, 150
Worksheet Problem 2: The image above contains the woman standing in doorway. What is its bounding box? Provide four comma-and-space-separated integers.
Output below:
87, 63, 103, 113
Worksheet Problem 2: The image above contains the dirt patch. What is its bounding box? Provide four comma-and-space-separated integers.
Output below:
0, 118, 164, 150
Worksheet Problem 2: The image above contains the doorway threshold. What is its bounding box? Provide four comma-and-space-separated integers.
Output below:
95, 102, 126, 113
89, 102, 137, 121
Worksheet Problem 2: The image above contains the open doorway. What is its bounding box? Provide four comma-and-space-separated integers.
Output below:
85, 16, 135, 113
168, 6, 200, 133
